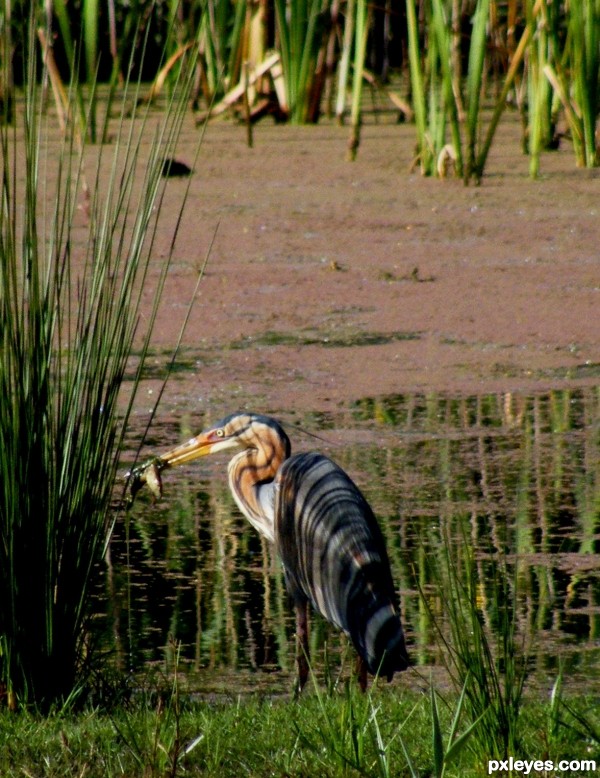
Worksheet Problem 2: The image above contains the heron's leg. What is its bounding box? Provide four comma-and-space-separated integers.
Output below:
355, 655, 368, 693
294, 599, 310, 696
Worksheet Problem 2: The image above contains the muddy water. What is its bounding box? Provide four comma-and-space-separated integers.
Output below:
100, 387, 599, 696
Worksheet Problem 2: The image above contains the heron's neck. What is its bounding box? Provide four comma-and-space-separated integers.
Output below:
227, 438, 287, 543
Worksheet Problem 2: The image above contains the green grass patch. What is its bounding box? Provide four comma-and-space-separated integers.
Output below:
0, 684, 597, 777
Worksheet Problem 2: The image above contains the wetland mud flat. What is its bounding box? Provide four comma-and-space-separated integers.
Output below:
125, 114, 600, 418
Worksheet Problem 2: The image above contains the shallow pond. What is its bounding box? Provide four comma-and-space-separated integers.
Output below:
100, 387, 600, 697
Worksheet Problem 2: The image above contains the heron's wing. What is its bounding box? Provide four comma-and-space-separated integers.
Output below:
274, 452, 408, 676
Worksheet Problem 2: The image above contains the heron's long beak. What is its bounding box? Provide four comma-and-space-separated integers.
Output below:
159, 431, 219, 467
159, 429, 240, 468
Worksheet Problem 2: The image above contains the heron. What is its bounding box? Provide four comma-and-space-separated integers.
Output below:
128, 412, 409, 691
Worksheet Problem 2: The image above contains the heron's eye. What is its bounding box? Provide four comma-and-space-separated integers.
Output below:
215, 428, 225, 438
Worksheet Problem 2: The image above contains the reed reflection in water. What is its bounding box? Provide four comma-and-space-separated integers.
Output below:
103, 388, 599, 694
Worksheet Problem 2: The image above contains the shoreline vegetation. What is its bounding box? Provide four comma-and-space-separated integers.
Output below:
1, 679, 599, 777
1, 2, 598, 178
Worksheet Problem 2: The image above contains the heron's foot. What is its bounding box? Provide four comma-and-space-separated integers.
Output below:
124, 457, 166, 507
292, 655, 309, 700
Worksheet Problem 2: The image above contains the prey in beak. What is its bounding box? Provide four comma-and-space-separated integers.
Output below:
124, 426, 241, 507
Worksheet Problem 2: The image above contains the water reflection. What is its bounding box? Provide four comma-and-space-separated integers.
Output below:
101, 388, 600, 693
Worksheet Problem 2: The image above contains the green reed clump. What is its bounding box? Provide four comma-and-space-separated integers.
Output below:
544, 0, 600, 169
193, 0, 247, 100
274, 0, 329, 123
0, 18, 196, 709
405, 0, 492, 181
404, 0, 599, 179
425, 532, 530, 762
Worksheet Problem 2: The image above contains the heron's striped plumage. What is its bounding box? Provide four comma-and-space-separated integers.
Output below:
144, 411, 409, 689
276, 452, 408, 679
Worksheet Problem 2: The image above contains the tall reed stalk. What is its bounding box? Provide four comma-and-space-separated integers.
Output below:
0, 17, 197, 709
0, 0, 13, 122
335, 0, 354, 123
405, 0, 432, 175
524, 0, 556, 177
463, 0, 489, 180
346, 0, 368, 159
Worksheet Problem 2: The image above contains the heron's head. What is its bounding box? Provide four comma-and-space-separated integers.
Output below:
159, 412, 291, 467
